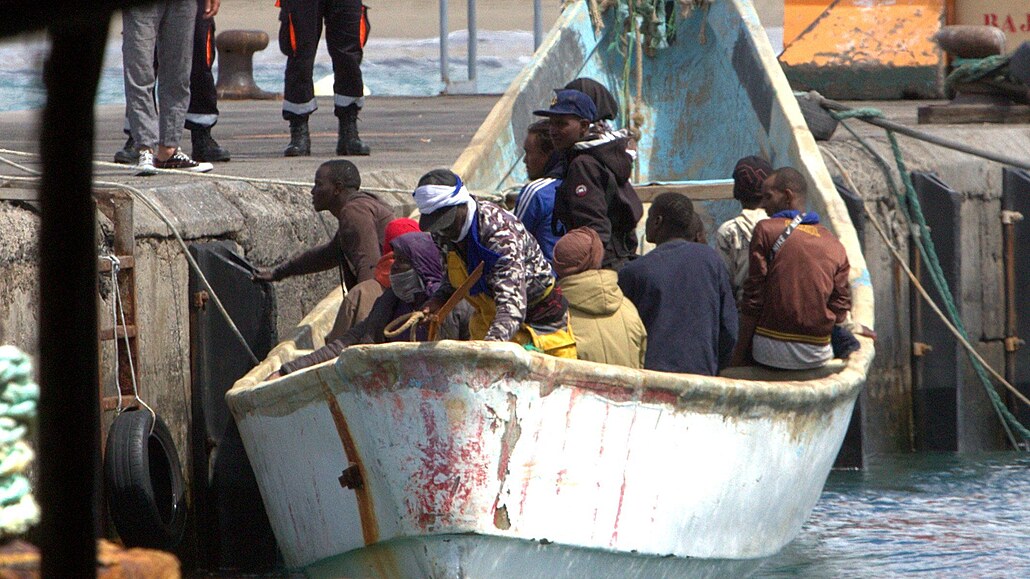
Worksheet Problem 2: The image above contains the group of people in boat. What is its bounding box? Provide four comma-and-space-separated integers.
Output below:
256, 78, 858, 380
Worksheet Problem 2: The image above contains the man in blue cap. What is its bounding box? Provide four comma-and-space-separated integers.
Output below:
534, 88, 642, 270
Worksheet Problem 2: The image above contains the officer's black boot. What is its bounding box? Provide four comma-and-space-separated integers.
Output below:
336, 104, 370, 156
191, 126, 231, 162
283, 118, 311, 157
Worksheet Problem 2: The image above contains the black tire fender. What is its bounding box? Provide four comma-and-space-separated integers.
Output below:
104, 408, 186, 549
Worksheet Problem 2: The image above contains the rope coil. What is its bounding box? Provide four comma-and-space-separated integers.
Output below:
383, 311, 427, 341
0, 346, 40, 537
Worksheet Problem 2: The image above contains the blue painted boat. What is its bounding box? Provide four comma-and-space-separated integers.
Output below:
227, 1, 875, 573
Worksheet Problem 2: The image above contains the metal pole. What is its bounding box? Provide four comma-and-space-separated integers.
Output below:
817, 95, 1030, 173
39, 8, 108, 578
440, 0, 450, 85
533, 0, 543, 50
1002, 210, 1024, 410
467, 0, 477, 83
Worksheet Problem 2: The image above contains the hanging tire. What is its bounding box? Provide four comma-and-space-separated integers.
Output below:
104, 408, 186, 549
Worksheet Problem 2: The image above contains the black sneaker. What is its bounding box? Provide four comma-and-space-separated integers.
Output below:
153, 150, 213, 173
114, 136, 138, 164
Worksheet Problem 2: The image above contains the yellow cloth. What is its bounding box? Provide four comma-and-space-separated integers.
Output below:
445, 252, 577, 358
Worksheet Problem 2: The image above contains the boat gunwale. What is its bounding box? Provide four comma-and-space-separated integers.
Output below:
226, 338, 871, 419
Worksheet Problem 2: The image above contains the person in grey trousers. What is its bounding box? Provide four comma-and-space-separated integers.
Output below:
122, 0, 217, 175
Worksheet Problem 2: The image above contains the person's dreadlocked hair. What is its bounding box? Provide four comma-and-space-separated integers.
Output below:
417, 168, 459, 188
526, 120, 555, 155
320, 159, 361, 190
651, 192, 695, 237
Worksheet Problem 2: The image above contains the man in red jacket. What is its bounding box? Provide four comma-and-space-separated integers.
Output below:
731, 167, 851, 370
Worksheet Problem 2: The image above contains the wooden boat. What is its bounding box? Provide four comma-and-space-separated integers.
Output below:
226, 0, 875, 572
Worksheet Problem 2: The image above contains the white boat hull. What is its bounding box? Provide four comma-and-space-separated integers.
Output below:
227, 342, 865, 568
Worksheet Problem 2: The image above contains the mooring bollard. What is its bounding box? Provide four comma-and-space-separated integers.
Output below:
215, 30, 280, 100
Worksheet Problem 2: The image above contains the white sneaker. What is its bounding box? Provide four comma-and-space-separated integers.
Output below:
135, 149, 157, 176
154, 149, 213, 173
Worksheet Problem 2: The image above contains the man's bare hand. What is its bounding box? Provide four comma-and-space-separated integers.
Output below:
252, 267, 276, 282
421, 296, 445, 316
202, 0, 220, 19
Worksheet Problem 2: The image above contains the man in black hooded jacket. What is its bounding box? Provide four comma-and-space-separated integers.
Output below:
534, 89, 643, 270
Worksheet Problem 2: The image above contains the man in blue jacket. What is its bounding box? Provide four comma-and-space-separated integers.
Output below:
514, 120, 562, 261
619, 193, 738, 375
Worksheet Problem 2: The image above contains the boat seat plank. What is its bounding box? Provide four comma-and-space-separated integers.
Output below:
718, 359, 847, 382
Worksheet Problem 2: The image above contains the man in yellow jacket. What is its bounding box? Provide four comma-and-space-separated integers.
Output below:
554, 227, 646, 368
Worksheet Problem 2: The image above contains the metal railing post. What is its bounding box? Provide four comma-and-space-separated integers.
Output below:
440, 0, 450, 85
534, 0, 543, 49
467, 0, 477, 83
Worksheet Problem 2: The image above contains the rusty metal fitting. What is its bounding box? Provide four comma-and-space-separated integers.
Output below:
1004, 336, 1025, 353
1001, 210, 1024, 225
339, 463, 363, 490
912, 342, 933, 357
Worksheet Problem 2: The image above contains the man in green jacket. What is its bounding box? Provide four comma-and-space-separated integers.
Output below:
554, 227, 646, 368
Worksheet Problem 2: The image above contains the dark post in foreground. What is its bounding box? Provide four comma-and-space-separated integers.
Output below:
37, 9, 111, 578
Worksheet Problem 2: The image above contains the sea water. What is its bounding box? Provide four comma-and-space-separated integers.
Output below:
0, 28, 784, 113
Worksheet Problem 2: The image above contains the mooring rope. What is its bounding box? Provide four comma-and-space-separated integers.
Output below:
0, 346, 41, 537
822, 111, 1030, 448
382, 311, 426, 341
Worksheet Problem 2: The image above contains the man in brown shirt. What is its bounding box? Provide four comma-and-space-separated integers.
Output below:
730, 167, 851, 370
254, 160, 394, 290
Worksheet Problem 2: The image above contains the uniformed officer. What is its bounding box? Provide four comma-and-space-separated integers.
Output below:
279, 0, 371, 157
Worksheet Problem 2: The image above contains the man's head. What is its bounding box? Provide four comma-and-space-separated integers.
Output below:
645, 192, 695, 245
312, 160, 361, 211
732, 156, 773, 209
523, 120, 555, 181
553, 227, 603, 278
533, 89, 596, 151
761, 167, 808, 215
414, 168, 471, 243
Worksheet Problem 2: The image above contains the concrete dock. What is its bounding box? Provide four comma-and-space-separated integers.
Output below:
0, 95, 501, 193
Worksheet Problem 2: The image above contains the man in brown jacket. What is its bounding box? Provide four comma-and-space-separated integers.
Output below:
731, 167, 851, 370
254, 160, 394, 291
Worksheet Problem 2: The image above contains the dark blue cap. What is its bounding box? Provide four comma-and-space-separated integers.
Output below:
533, 89, 598, 121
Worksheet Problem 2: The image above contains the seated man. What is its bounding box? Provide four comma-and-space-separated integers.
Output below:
415, 169, 576, 358
513, 120, 562, 262
731, 167, 851, 370
271, 232, 471, 378
554, 227, 646, 368
325, 217, 420, 342
619, 193, 737, 375
534, 89, 643, 270
715, 156, 773, 302
254, 160, 394, 291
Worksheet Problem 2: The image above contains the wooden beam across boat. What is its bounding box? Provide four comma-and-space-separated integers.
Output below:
633, 179, 735, 202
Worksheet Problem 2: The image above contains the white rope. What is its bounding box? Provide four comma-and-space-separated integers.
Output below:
100, 255, 157, 427
0, 147, 413, 195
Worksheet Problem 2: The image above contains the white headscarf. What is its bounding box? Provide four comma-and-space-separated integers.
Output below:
413, 175, 476, 241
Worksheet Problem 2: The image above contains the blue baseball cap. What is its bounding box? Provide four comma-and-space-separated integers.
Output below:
533, 89, 598, 121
